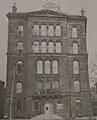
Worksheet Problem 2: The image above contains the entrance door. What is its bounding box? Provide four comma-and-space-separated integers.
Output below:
44, 103, 53, 116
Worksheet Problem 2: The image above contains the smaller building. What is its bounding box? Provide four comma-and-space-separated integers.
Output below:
0, 80, 5, 118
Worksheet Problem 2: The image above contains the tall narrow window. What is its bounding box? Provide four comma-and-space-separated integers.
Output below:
33, 25, 39, 36
74, 81, 80, 92
16, 82, 22, 93
33, 41, 39, 53
75, 99, 81, 109
52, 81, 58, 89
16, 61, 23, 74
48, 42, 54, 53
72, 27, 77, 38
56, 42, 61, 53
55, 26, 61, 36
41, 25, 46, 36
73, 43, 78, 54
17, 25, 23, 36
45, 60, 50, 74
17, 42, 23, 50
73, 61, 79, 74
17, 100, 21, 111
41, 41, 47, 53
37, 60, 43, 74
48, 25, 54, 36
44, 82, 51, 90
52, 60, 58, 74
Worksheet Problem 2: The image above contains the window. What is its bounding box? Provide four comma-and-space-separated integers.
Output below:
56, 103, 64, 112
56, 42, 61, 53
52, 60, 58, 74
52, 81, 58, 89
37, 60, 43, 74
73, 61, 79, 74
45, 60, 51, 74
41, 41, 47, 53
33, 41, 39, 53
44, 82, 51, 90
72, 27, 77, 38
16, 61, 23, 74
48, 42, 54, 53
33, 25, 39, 36
74, 81, 80, 92
55, 26, 61, 36
41, 25, 46, 36
17, 100, 21, 111
34, 101, 39, 110
73, 43, 78, 54
17, 42, 23, 50
17, 25, 23, 36
48, 25, 54, 36
16, 82, 22, 93
37, 82, 43, 90
75, 99, 81, 109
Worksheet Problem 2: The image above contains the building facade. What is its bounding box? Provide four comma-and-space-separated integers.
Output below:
5, 2, 92, 119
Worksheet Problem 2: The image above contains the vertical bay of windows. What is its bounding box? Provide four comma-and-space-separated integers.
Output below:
45, 60, 50, 74
73, 61, 79, 74
56, 42, 61, 53
48, 42, 54, 53
37, 60, 43, 74
41, 25, 46, 36
33, 25, 39, 36
48, 25, 54, 36
52, 60, 58, 74
41, 41, 47, 53
33, 41, 39, 53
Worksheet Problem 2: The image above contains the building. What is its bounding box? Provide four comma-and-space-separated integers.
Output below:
0, 80, 5, 118
5, 1, 92, 119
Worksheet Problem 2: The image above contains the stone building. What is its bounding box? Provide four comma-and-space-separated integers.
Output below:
5, 1, 92, 119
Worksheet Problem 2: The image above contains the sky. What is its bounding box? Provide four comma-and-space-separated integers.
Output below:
0, 0, 97, 83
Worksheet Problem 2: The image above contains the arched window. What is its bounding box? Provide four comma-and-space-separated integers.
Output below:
74, 81, 80, 92
33, 25, 39, 36
45, 60, 50, 74
17, 25, 23, 36
37, 60, 43, 74
48, 42, 54, 53
44, 82, 51, 90
55, 26, 61, 36
33, 41, 39, 53
75, 99, 81, 109
41, 41, 47, 53
52, 60, 58, 74
52, 81, 58, 89
72, 27, 77, 38
73, 43, 78, 54
56, 42, 62, 53
48, 25, 54, 36
16, 82, 22, 93
73, 61, 79, 74
41, 25, 46, 36
16, 61, 23, 74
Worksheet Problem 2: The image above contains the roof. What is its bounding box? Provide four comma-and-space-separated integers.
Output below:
30, 114, 63, 120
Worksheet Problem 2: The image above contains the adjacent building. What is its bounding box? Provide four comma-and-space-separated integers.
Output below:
5, 1, 92, 119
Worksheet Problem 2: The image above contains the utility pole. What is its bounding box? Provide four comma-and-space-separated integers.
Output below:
9, 66, 16, 120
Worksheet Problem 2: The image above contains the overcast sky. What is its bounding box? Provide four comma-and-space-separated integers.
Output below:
0, 0, 97, 83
